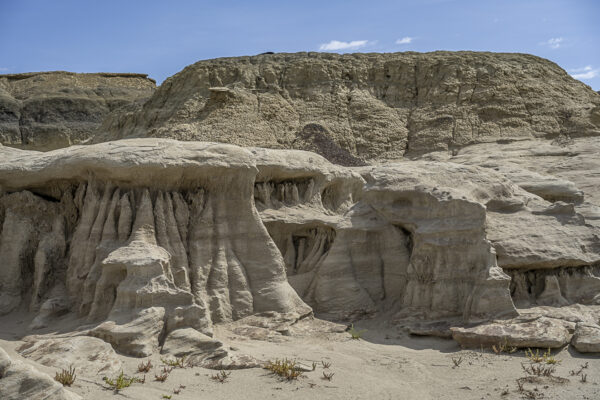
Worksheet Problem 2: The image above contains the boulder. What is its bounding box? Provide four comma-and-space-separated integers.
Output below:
89, 307, 165, 357
571, 323, 600, 353
16, 336, 122, 376
161, 328, 224, 358
0, 347, 81, 400
451, 316, 573, 348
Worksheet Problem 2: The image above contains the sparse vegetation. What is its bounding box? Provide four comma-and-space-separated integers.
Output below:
54, 365, 76, 387
492, 338, 517, 354
348, 324, 366, 340
570, 362, 589, 377
103, 371, 141, 392
211, 369, 231, 383
524, 348, 560, 365
264, 358, 303, 380
521, 362, 555, 377
312, 361, 317, 371
161, 356, 186, 368
154, 366, 171, 382
451, 356, 463, 367
162, 395, 172, 399
581, 373, 587, 383
525, 348, 544, 363
322, 371, 334, 381
138, 359, 153, 373
321, 360, 331, 369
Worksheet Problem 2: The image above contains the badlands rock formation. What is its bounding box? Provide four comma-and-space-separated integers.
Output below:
1, 134, 599, 355
94, 52, 600, 162
1, 51, 600, 398
0, 71, 155, 150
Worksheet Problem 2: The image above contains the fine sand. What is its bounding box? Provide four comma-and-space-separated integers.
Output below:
1, 313, 599, 400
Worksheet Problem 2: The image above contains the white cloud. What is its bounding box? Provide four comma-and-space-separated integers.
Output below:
319, 40, 368, 51
395, 37, 413, 45
569, 65, 599, 80
541, 37, 564, 49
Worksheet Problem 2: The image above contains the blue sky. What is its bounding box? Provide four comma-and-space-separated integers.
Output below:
1, 0, 598, 89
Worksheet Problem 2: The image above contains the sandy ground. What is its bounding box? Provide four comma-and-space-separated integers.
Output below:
1, 314, 599, 400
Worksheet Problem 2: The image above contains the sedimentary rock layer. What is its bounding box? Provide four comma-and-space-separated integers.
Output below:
94, 52, 600, 162
0, 72, 156, 150
1, 138, 599, 356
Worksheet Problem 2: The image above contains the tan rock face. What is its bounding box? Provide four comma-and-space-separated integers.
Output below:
1, 53, 600, 362
0, 72, 155, 150
0, 348, 81, 400
94, 52, 600, 162
3, 137, 597, 355
16, 336, 123, 376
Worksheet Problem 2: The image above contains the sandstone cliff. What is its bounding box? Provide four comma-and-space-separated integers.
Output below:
0, 72, 156, 150
1, 138, 599, 357
95, 52, 600, 163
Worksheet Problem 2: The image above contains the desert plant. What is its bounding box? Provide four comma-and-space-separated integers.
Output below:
138, 359, 153, 373
54, 365, 76, 387
581, 373, 587, 383
264, 358, 303, 380
322, 371, 334, 381
516, 378, 524, 392
162, 395, 172, 399
321, 360, 331, 369
492, 338, 517, 354
103, 371, 140, 392
451, 356, 463, 367
211, 369, 231, 383
543, 348, 560, 365
570, 362, 589, 376
348, 324, 367, 340
521, 362, 555, 377
312, 361, 317, 371
161, 356, 186, 368
525, 348, 544, 363
154, 370, 169, 382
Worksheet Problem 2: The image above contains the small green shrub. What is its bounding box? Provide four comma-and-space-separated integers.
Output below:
161, 356, 186, 368
348, 324, 366, 340
264, 359, 303, 380
103, 371, 141, 392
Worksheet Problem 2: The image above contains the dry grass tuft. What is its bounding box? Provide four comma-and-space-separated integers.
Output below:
492, 338, 517, 354
138, 359, 152, 373
54, 365, 76, 387
451, 356, 463, 367
211, 370, 231, 383
154, 366, 171, 382
322, 371, 335, 381
161, 356, 186, 368
264, 358, 303, 380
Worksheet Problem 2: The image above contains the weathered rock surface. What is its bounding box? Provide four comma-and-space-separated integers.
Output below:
0, 139, 600, 344
161, 327, 225, 358
0, 72, 155, 150
451, 316, 573, 349
0, 136, 599, 355
0, 347, 81, 400
16, 336, 122, 376
420, 137, 600, 311
571, 322, 600, 353
94, 52, 600, 161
